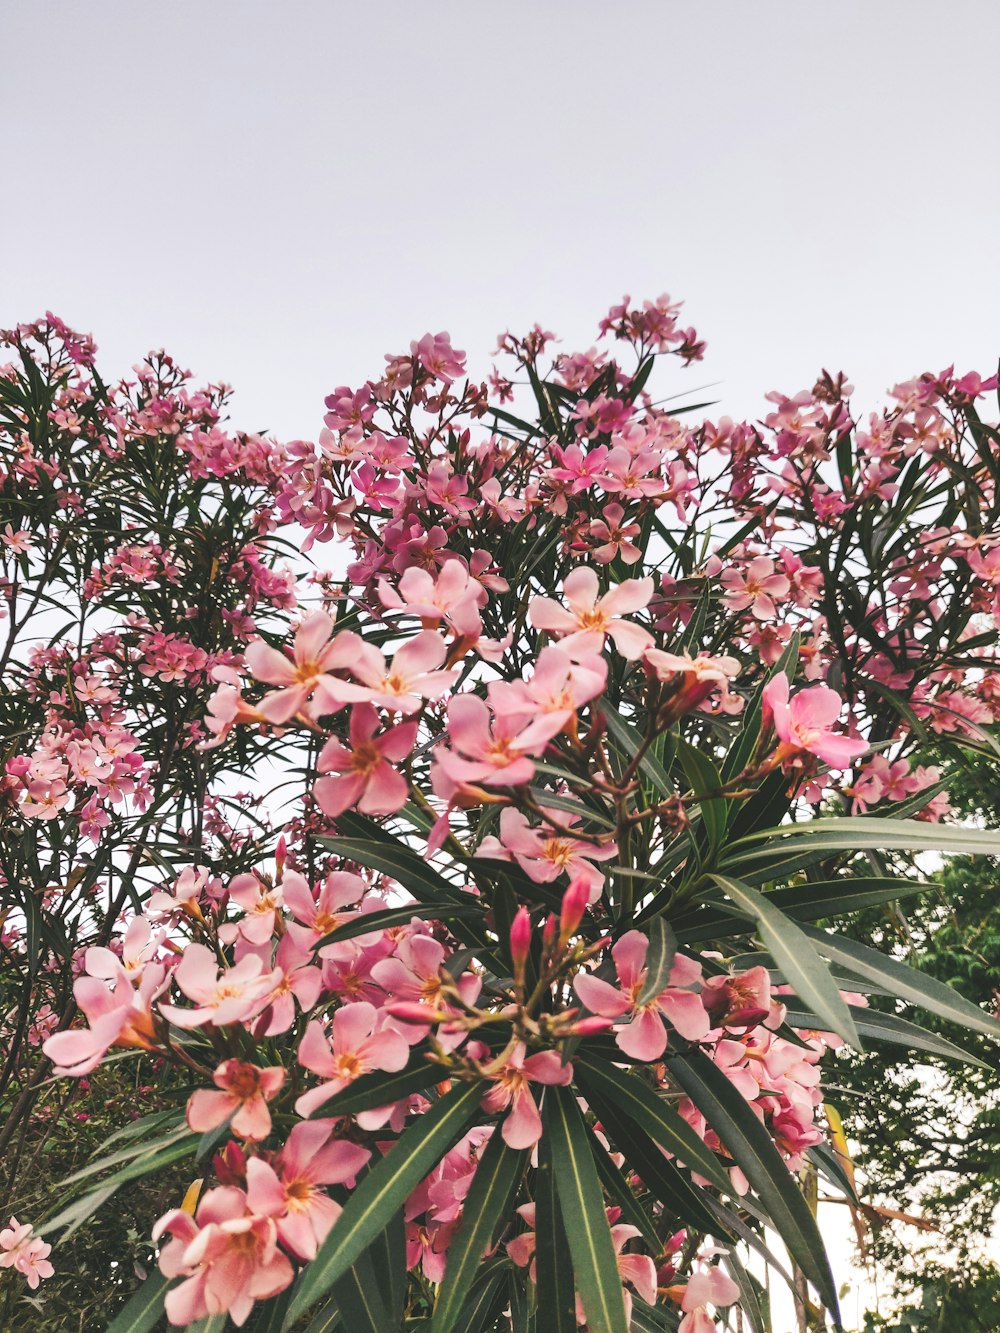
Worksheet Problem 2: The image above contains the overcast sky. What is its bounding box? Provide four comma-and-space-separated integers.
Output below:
4, 1, 999, 446
4, 3, 998, 1322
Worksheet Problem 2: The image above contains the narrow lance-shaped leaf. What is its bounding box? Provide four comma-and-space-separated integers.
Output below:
668, 1050, 841, 1325
800, 926, 1000, 1042
782, 1004, 989, 1068
533, 1126, 578, 1333
284, 1080, 484, 1325
105, 1270, 172, 1333
543, 1084, 630, 1333
723, 815, 1000, 865
635, 917, 678, 1007
711, 873, 861, 1048
330, 1246, 391, 1333
431, 1128, 527, 1333
575, 1052, 730, 1191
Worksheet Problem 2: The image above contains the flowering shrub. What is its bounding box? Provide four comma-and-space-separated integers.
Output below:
2, 297, 1000, 1331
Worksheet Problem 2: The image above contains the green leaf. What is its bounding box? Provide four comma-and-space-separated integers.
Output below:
449, 1260, 509, 1333
672, 877, 933, 943
581, 1084, 726, 1237
723, 815, 1000, 866
585, 1125, 659, 1250
602, 703, 672, 798
331, 1247, 391, 1333
724, 1252, 767, 1333
800, 926, 1000, 1042
432, 1130, 527, 1333
710, 874, 861, 1048
534, 1122, 580, 1333
782, 1004, 989, 1067
371, 1207, 407, 1328
668, 1051, 840, 1322
284, 1081, 484, 1325
316, 834, 469, 905
105, 1270, 172, 1333
575, 1053, 729, 1190
676, 734, 726, 854
543, 1085, 631, 1333
635, 918, 678, 1007
301, 1295, 341, 1333
246, 1285, 295, 1332
314, 902, 486, 951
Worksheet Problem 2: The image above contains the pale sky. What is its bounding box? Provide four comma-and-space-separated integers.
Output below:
4, 1, 999, 444
4, 3, 998, 1325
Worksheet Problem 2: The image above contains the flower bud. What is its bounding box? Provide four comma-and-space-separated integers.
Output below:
510, 906, 531, 973
559, 877, 590, 942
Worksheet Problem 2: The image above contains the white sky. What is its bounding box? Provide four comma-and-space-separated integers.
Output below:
4, 1, 1000, 442
4, 2, 998, 1326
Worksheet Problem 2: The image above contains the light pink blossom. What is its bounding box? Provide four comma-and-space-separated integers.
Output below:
313, 704, 416, 818
186, 1060, 286, 1142
762, 674, 867, 769
530, 567, 654, 660
295, 1001, 409, 1117
574, 930, 710, 1059
480, 1042, 573, 1148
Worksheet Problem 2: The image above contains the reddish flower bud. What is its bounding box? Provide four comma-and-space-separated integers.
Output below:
386, 1000, 442, 1025
510, 907, 531, 972
559, 876, 590, 941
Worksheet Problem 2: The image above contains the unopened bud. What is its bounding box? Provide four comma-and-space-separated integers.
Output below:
559, 877, 591, 942
386, 1001, 439, 1025
510, 906, 531, 973
570, 1015, 615, 1035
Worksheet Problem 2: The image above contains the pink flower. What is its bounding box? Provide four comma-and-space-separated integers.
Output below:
374, 932, 481, 1045
762, 674, 867, 769
476, 806, 616, 900
257, 935, 324, 1035
574, 931, 709, 1060
411, 331, 466, 384
313, 704, 417, 818
43, 964, 165, 1076
702, 966, 772, 1029
432, 694, 538, 792
222, 872, 284, 945
644, 648, 741, 717
530, 567, 654, 660
83, 915, 157, 985
295, 1001, 410, 1117
488, 645, 607, 750
186, 1060, 286, 1142
588, 503, 642, 565
0, 1218, 54, 1290
481, 1043, 573, 1148
319, 630, 460, 714
153, 1185, 293, 1327
158, 944, 280, 1029
679, 1267, 741, 1333
379, 561, 483, 636
720, 557, 790, 621
244, 1122, 370, 1260
244, 610, 357, 724
281, 870, 378, 963
576, 1224, 657, 1327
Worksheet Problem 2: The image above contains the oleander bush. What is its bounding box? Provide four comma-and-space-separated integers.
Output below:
1, 298, 999, 1331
